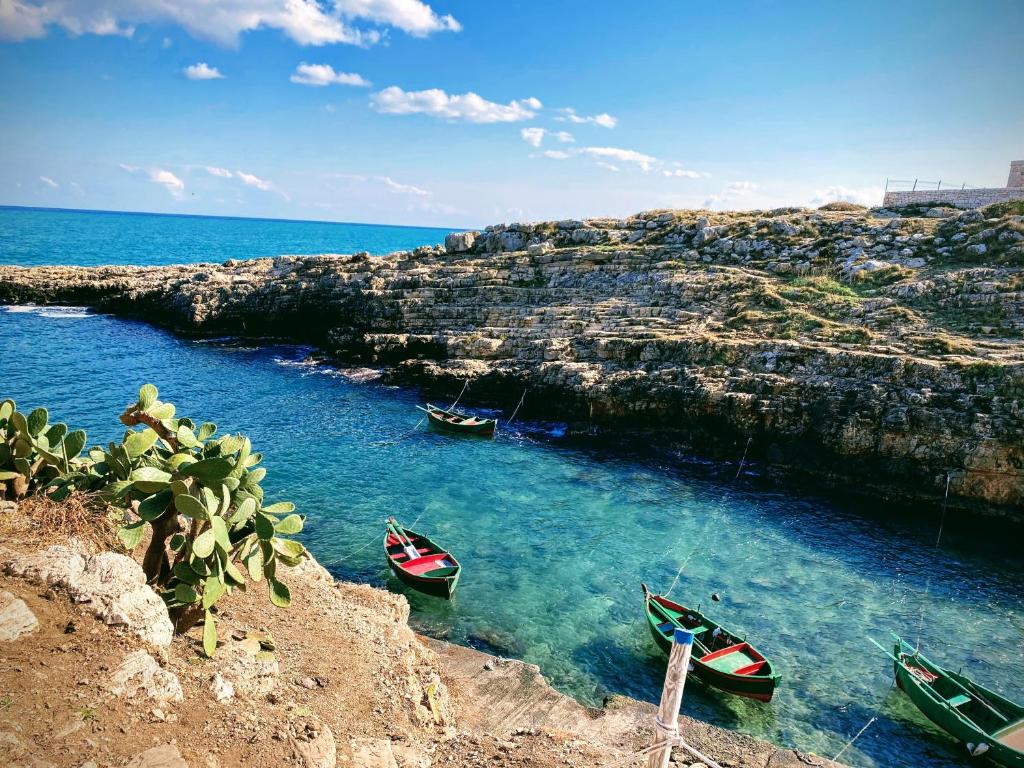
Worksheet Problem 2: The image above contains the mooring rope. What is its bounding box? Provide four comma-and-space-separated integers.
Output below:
448, 379, 470, 411
935, 471, 951, 547
832, 676, 897, 762
665, 438, 752, 598
506, 388, 527, 426
599, 735, 725, 768
733, 436, 753, 482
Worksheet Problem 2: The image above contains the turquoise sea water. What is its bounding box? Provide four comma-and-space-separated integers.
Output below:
1, 211, 1022, 767
0, 206, 454, 266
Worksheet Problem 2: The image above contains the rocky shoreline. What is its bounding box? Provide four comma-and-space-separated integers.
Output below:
2, 203, 1023, 519
0, 501, 843, 768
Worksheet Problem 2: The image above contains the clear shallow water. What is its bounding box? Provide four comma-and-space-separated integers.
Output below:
0, 206, 454, 266
2, 307, 1022, 768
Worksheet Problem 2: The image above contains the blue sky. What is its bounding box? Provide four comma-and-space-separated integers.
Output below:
1, 0, 1022, 227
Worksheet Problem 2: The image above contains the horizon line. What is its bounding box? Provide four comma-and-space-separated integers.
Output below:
0, 204, 473, 233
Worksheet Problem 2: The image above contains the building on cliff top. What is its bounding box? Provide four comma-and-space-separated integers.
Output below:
882, 160, 1024, 209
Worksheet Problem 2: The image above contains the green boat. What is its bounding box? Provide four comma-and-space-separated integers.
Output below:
641, 583, 780, 702
891, 636, 1024, 767
417, 404, 497, 436
384, 517, 461, 599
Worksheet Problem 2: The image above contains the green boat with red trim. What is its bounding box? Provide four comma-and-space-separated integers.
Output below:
890, 636, 1024, 767
641, 583, 780, 702
418, 404, 497, 436
384, 517, 461, 599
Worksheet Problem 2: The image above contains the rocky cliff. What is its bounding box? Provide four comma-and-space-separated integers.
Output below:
2, 202, 1023, 518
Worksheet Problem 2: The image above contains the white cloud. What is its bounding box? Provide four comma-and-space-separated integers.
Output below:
236, 170, 275, 192
810, 185, 884, 207
542, 150, 570, 160
119, 163, 185, 198
0, 0, 460, 46
328, 172, 430, 196
661, 168, 704, 179
290, 63, 371, 87
205, 166, 234, 178
371, 86, 541, 123
39, 175, 58, 188
579, 146, 656, 172
380, 176, 428, 196
556, 108, 617, 128
520, 127, 546, 147
184, 62, 224, 80
704, 181, 758, 209
334, 0, 460, 37
595, 162, 619, 172
521, 127, 573, 147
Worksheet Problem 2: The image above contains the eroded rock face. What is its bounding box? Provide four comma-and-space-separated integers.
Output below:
1, 546, 174, 647
2, 205, 1022, 517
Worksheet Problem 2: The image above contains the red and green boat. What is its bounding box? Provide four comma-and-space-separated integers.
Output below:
889, 636, 1024, 767
641, 583, 780, 702
384, 517, 461, 599
418, 404, 497, 436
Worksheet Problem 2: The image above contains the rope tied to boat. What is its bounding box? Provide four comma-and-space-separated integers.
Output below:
831, 675, 896, 762
449, 378, 470, 411
733, 436, 753, 482
598, 732, 725, 768
506, 388, 527, 426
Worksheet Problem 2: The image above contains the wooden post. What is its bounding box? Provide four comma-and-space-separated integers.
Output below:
648, 628, 694, 768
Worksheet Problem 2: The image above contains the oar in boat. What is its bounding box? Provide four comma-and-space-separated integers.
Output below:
387, 516, 420, 561
876, 635, 1024, 766
383, 519, 462, 600
641, 583, 780, 702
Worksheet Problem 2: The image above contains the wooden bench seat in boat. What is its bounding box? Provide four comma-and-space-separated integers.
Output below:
995, 719, 1024, 750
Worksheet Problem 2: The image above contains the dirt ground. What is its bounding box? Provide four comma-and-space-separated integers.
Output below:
0, 502, 841, 768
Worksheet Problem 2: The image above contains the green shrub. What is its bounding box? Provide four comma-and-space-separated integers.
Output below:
2, 385, 306, 656
103, 384, 305, 654
0, 399, 88, 500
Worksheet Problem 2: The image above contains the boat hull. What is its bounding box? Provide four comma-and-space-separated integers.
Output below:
643, 588, 779, 702
893, 638, 1024, 768
384, 525, 461, 600
425, 405, 497, 435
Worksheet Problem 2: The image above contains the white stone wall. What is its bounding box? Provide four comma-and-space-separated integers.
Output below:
882, 187, 1024, 209
1009, 161, 1024, 189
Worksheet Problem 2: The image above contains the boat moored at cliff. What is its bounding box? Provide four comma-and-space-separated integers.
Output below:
642, 583, 780, 702
384, 517, 462, 599
890, 636, 1024, 767
418, 403, 497, 436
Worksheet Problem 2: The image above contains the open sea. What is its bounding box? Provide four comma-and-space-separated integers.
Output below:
2, 207, 1022, 767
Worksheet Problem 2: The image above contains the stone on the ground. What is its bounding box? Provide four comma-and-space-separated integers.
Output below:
210, 634, 280, 701
2, 546, 173, 647
341, 738, 398, 768
209, 672, 235, 704
108, 650, 184, 703
125, 743, 188, 768
0, 589, 38, 641
291, 719, 337, 768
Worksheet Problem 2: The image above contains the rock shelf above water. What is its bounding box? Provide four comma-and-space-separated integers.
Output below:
2, 204, 1023, 518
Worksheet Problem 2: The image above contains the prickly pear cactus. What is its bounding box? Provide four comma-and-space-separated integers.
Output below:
106, 384, 306, 656
0, 398, 88, 500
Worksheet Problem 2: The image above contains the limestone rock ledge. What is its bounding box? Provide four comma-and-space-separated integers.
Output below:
2, 205, 1023, 517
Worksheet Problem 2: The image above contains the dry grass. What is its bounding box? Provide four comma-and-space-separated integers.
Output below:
0, 493, 117, 553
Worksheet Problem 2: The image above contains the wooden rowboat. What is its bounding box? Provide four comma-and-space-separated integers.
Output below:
891, 635, 1024, 767
417, 404, 497, 436
641, 583, 780, 702
384, 517, 461, 599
